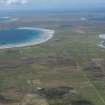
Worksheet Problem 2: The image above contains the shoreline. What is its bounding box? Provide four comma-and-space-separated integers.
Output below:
99, 34, 105, 48
99, 42, 105, 48
0, 17, 17, 23
0, 27, 55, 49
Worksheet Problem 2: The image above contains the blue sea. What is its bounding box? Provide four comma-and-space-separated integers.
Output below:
0, 28, 42, 46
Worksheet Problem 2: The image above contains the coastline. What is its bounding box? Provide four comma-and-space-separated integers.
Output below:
99, 42, 105, 48
0, 27, 55, 49
99, 34, 105, 48
0, 17, 17, 23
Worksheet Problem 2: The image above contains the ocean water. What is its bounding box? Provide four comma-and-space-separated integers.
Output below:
0, 28, 42, 46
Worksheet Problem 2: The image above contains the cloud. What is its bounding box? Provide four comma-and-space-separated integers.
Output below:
0, 0, 29, 5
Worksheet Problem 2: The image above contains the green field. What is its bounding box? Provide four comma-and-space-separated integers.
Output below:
0, 12, 105, 105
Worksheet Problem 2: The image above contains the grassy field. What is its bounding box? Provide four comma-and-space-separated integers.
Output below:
0, 12, 105, 105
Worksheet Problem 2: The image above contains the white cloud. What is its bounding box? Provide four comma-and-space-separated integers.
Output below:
0, 0, 29, 5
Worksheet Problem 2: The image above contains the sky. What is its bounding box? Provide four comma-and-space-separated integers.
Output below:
0, 0, 105, 10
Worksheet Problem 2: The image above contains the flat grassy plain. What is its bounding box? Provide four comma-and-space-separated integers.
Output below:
0, 12, 105, 105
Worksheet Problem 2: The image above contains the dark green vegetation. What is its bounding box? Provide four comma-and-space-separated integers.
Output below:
0, 12, 105, 105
